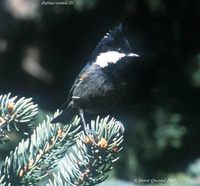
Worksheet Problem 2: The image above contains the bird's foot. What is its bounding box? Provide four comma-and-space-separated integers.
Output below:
79, 109, 99, 144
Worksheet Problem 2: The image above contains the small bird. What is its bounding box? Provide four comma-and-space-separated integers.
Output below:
51, 24, 139, 132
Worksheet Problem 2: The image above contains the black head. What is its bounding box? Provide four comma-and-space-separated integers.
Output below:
90, 23, 139, 68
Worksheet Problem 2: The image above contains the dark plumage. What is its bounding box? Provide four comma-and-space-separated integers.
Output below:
51, 24, 139, 127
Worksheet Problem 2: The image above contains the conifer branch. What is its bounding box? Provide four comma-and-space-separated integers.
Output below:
0, 114, 82, 186
47, 116, 124, 186
0, 176, 5, 186
0, 93, 38, 143
0, 94, 125, 186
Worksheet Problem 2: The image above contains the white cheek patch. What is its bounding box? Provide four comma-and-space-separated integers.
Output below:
94, 51, 139, 68
94, 51, 126, 68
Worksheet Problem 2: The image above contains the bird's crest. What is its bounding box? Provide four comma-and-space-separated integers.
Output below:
103, 23, 124, 40
90, 23, 132, 61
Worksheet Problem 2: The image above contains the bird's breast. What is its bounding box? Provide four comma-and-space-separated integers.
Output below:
72, 72, 126, 113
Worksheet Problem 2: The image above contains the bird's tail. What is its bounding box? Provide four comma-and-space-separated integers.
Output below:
51, 106, 78, 124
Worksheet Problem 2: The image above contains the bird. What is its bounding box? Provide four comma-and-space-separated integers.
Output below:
51, 23, 139, 133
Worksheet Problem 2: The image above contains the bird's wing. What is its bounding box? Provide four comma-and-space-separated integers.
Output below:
61, 64, 93, 110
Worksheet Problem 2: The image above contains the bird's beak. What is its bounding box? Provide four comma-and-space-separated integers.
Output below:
128, 53, 139, 57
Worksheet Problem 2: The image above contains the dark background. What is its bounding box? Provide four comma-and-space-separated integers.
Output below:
0, 0, 200, 184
